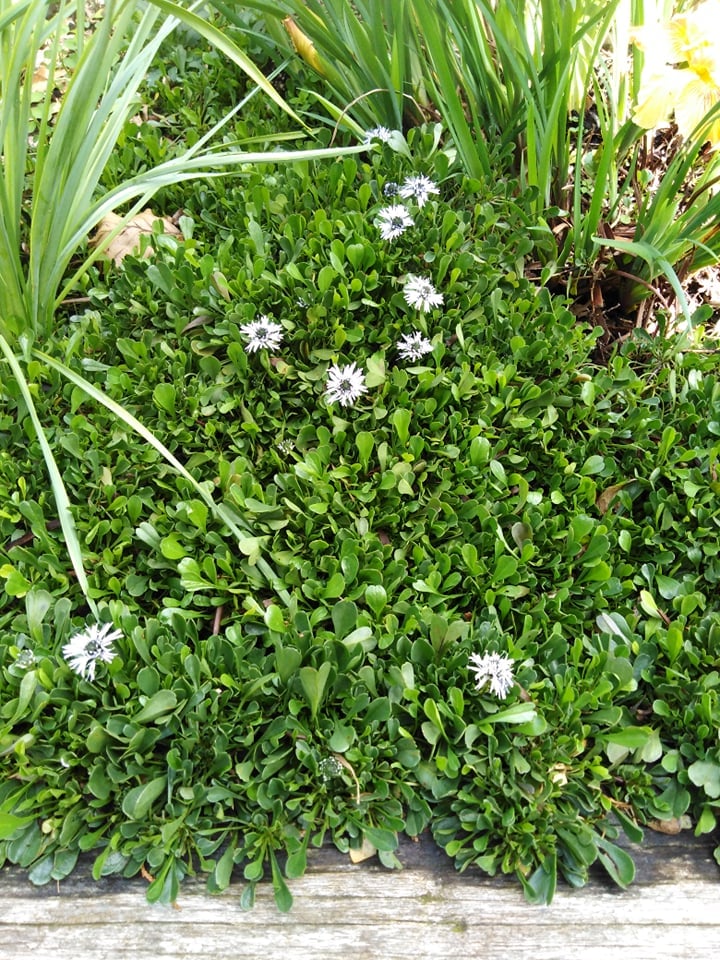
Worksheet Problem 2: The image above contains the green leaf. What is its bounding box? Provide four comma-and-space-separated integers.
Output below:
365, 352, 386, 388
240, 883, 256, 910
365, 584, 387, 616
299, 662, 332, 719
614, 808, 644, 845
275, 646, 302, 683
332, 600, 357, 638
688, 760, 720, 799
209, 843, 236, 892
0, 813, 36, 840
264, 604, 286, 632
152, 382, 176, 415
24, 589, 53, 642
178, 557, 214, 591
328, 723, 355, 752
602, 726, 653, 750
521, 852, 557, 905
346, 243, 365, 269
595, 837, 635, 889
28, 855, 55, 887
285, 846, 307, 879
580, 454, 605, 475
269, 850, 293, 912
422, 698, 446, 739
133, 690, 178, 724
160, 534, 187, 560
342, 626, 374, 648
87, 765, 112, 801
483, 703, 537, 725
469, 435, 491, 466
392, 407, 411, 445
365, 697, 391, 725
0, 563, 32, 598
51, 848, 80, 881
121, 776, 167, 819
363, 826, 398, 852
595, 611, 634, 642
639, 589, 664, 619
493, 555, 518, 582
323, 572, 345, 599
146, 858, 181, 904
355, 430, 374, 469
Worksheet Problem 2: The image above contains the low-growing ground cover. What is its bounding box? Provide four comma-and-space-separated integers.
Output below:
1, 2, 720, 911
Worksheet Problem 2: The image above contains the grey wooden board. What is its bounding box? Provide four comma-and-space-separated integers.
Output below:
1, 829, 719, 960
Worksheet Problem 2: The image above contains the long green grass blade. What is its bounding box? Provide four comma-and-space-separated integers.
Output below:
411, 0, 492, 180
0, 335, 96, 614
149, 0, 306, 127
55, 142, 366, 305
34, 349, 291, 605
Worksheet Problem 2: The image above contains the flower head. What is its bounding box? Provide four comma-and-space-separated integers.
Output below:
62, 622, 121, 681
403, 275, 444, 312
468, 651, 515, 700
363, 125, 395, 145
396, 330, 434, 362
375, 204, 414, 241
239, 315, 284, 353
318, 756, 343, 782
276, 438, 295, 457
14, 649, 36, 669
631, 1, 720, 147
324, 361, 367, 407
398, 174, 440, 207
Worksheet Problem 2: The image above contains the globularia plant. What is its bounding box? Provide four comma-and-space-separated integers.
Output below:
3, 118, 720, 910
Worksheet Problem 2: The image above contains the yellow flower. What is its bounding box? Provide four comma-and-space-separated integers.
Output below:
631, 0, 720, 147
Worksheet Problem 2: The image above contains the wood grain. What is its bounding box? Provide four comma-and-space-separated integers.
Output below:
1, 829, 718, 960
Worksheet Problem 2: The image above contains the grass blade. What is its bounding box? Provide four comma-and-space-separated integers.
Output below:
34, 349, 291, 605
0, 335, 95, 614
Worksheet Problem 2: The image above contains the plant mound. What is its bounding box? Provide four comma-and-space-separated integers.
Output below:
2, 133, 720, 908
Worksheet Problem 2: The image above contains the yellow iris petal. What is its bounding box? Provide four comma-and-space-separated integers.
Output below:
674, 76, 720, 145
631, 1, 720, 145
632, 72, 677, 129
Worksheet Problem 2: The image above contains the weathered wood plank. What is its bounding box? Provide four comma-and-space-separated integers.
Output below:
1, 830, 718, 960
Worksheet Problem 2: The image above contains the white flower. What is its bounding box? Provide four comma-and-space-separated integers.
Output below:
14, 649, 36, 669
318, 756, 343, 782
403, 275, 444, 312
397, 330, 434, 362
276, 438, 295, 456
62, 622, 121, 681
239, 315, 284, 353
324, 361, 368, 407
398, 174, 440, 207
375, 204, 414, 241
363, 125, 395, 145
468, 651, 515, 700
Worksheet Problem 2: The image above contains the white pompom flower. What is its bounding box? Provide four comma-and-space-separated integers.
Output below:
324, 361, 368, 407
62, 622, 121, 681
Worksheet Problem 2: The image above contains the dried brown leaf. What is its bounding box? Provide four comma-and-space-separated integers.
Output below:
31, 61, 68, 97
647, 816, 692, 835
91, 209, 181, 264
348, 836, 377, 864
596, 479, 632, 515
